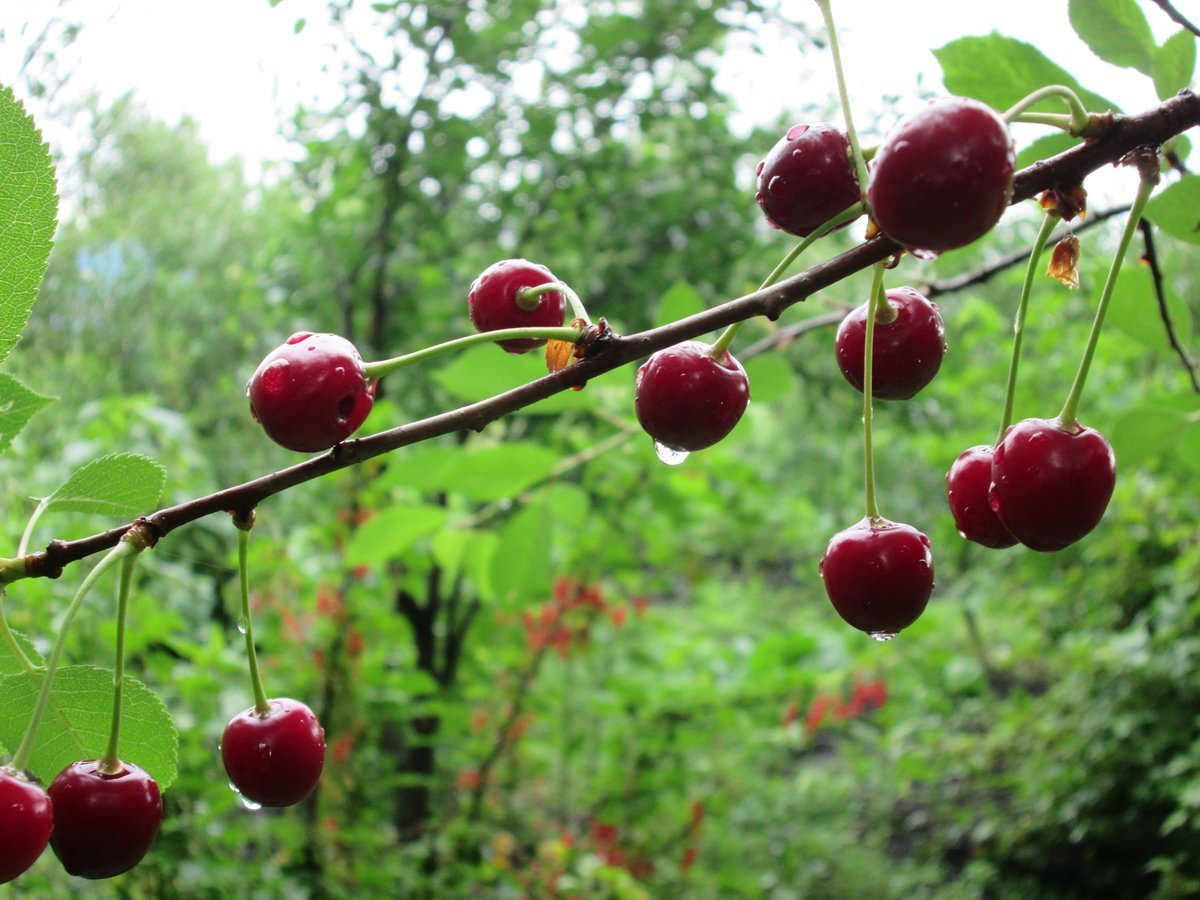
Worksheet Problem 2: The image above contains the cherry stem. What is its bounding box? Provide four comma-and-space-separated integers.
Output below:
234, 520, 271, 715
710, 202, 865, 358
997, 211, 1059, 442
1004, 85, 1091, 135
1058, 173, 1157, 427
517, 281, 590, 324
99, 551, 139, 774
862, 261, 887, 521
0, 587, 36, 674
9, 541, 137, 773
362, 325, 584, 380
16, 499, 49, 558
813, 0, 871, 198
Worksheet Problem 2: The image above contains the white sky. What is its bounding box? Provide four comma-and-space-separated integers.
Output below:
0, 0, 1188, 187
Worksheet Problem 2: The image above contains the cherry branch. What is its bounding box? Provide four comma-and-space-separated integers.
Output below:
1139, 219, 1200, 392
1148, 0, 1200, 38
9, 90, 1200, 584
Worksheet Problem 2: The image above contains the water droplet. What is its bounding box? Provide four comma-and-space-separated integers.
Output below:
767, 175, 784, 194
791, 148, 803, 159
240, 796, 263, 811
785, 124, 809, 140
237, 617, 248, 634
870, 631, 898, 642
228, 782, 240, 794
910, 248, 940, 261
653, 441, 689, 466
754, 191, 765, 206
755, 160, 765, 176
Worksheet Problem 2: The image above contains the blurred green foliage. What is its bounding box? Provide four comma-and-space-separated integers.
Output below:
1, 0, 1199, 897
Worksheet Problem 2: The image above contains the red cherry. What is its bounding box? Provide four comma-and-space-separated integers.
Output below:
0, 768, 53, 884
468, 259, 566, 354
989, 417, 1116, 552
48, 760, 162, 880
755, 123, 860, 236
634, 341, 751, 453
819, 517, 934, 638
945, 445, 1018, 549
868, 97, 1015, 253
834, 287, 946, 400
222, 698, 326, 808
247, 332, 375, 452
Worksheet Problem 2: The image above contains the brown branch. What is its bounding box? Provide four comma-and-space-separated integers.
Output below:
1139, 218, 1200, 392
12, 90, 1200, 583
1148, 0, 1200, 37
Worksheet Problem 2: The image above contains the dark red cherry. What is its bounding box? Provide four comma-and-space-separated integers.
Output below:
634, 341, 751, 453
48, 759, 162, 879
222, 698, 326, 808
989, 417, 1116, 552
755, 123, 860, 236
819, 517, 934, 638
0, 767, 53, 884
468, 259, 566, 354
247, 332, 375, 452
868, 97, 1015, 252
946, 445, 1017, 549
834, 286, 946, 400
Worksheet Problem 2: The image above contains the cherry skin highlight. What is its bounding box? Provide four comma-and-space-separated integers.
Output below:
755, 123, 860, 236
819, 518, 935, 638
634, 341, 751, 452
946, 445, 1017, 549
247, 332, 375, 453
468, 259, 566, 354
989, 417, 1117, 552
0, 767, 53, 885
868, 97, 1015, 253
47, 759, 162, 880
834, 286, 946, 400
222, 698, 326, 808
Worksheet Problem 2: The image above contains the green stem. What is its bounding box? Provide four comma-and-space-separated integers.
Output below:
863, 262, 887, 520
16, 500, 49, 558
238, 527, 270, 714
709, 202, 865, 358
1004, 85, 1091, 134
813, 0, 871, 197
517, 281, 591, 324
362, 326, 584, 380
10, 541, 137, 773
1058, 175, 1157, 426
100, 552, 139, 773
0, 588, 35, 674
1008, 112, 1075, 130
997, 212, 1059, 442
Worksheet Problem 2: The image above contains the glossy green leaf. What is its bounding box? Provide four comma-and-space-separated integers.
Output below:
0, 628, 43, 677
432, 345, 577, 414
743, 354, 796, 404
42, 452, 166, 515
344, 505, 449, 566
1153, 30, 1197, 100
1068, 0, 1156, 74
0, 373, 52, 453
383, 442, 560, 502
1016, 133, 1078, 170
655, 281, 705, 328
0, 86, 57, 364
0, 665, 178, 788
1145, 177, 1200, 245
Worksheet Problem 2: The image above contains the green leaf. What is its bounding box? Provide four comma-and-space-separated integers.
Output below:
0, 665, 178, 788
1111, 407, 1188, 466
381, 442, 560, 502
1016, 133, 1078, 170
1068, 0, 1156, 74
1108, 263, 1192, 352
42, 452, 166, 515
489, 502, 552, 609
432, 345, 577, 414
654, 281, 705, 328
344, 505, 449, 566
935, 34, 1118, 115
1146, 177, 1200, 245
1153, 30, 1197, 100
743, 354, 795, 403
0, 629, 43, 677
0, 372, 53, 452
0, 87, 57, 364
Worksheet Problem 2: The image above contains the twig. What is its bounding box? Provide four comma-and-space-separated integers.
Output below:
1139, 219, 1200, 392
9, 90, 1200, 584
1148, 0, 1200, 38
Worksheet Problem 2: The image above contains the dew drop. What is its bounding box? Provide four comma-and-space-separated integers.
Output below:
785, 123, 809, 140
910, 248, 940, 261
228, 782, 240, 794
870, 631, 898, 642
240, 796, 263, 811
754, 191, 765, 206
236, 617, 248, 634
653, 441, 689, 466
755, 160, 765, 176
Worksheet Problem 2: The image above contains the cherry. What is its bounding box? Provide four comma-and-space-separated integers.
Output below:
945, 445, 1017, 549
755, 123, 860, 236
819, 518, 934, 638
834, 286, 946, 400
468, 259, 566, 354
0, 768, 53, 884
867, 97, 1015, 253
247, 332, 375, 452
47, 760, 162, 879
989, 417, 1116, 552
222, 698, 326, 808
634, 341, 750, 453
